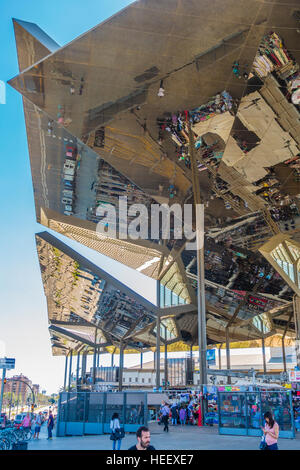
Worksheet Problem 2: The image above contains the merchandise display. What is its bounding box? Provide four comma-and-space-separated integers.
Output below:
157, 91, 233, 168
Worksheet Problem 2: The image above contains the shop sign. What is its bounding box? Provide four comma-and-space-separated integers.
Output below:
289, 370, 300, 382
206, 349, 216, 365
219, 386, 241, 392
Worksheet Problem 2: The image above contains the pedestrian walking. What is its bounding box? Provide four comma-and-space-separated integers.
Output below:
179, 407, 186, 426
171, 402, 178, 426
110, 413, 124, 450
261, 411, 279, 450
160, 401, 170, 432
33, 412, 43, 439
47, 411, 54, 440
128, 426, 156, 450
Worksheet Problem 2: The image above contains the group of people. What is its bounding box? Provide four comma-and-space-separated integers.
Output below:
158, 398, 203, 432
21, 410, 55, 440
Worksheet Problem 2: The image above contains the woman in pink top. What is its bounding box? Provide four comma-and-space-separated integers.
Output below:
261, 411, 279, 450
21, 413, 31, 430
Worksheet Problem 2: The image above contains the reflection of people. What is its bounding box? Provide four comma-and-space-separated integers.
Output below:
171, 402, 178, 425
47, 411, 54, 440
129, 407, 138, 424
128, 426, 156, 450
33, 412, 43, 439
160, 401, 170, 432
261, 411, 279, 450
138, 401, 144, 424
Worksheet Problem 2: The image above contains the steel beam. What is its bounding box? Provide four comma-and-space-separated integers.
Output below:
68, 350, 73, 391
118, 342, 124, 391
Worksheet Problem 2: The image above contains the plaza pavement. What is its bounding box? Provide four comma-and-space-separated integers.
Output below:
27, 422, 300, 451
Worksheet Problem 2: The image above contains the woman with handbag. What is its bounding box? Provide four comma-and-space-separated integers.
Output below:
110, 413, 124, 450
261, 411, 279, 450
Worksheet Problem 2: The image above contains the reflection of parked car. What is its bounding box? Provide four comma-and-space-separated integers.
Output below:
13, 413, 27, 427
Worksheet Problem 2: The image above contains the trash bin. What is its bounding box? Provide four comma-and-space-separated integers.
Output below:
12, 441, 28, 450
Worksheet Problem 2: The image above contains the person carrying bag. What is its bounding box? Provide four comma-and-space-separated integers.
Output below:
110, 413, 125, 450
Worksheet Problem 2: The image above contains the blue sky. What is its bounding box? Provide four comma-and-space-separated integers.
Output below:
0, 0, 167, 394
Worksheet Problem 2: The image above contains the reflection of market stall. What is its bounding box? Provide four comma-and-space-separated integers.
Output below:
159, 91, 234, 172
218, 389, 294, 438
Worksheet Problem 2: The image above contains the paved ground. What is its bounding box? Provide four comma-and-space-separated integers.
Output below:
27, 422, 300, 451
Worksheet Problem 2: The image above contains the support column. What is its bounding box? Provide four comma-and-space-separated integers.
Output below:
189, 343, 193, 386
262, 336, 267, 374
282, 312, 293, 374
218, 344, 222, 370
118, 343, 124, 391
111, 349, 115, 368
63, 353, 69, 391
93, 347, 97, 385
225, 328, 231, 385
76, 351, 80, 389
81, 352, 87, 384
260, 318, 267, 375
93, 328, 98, 385
282, 337, 287, 373
156, 315, 161, 389
187, 121, 207, 389
97, 348, 100, 368
164, 326, 168, 389
68, 350, 73, 391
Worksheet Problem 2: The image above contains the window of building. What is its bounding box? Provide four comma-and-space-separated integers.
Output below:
129, 378, 132, 383
148, 378, 151, 383
142, 378, 144, 383
135, 377, 138, 382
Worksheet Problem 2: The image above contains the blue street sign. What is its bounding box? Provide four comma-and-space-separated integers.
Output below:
0, 358, 15, 369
